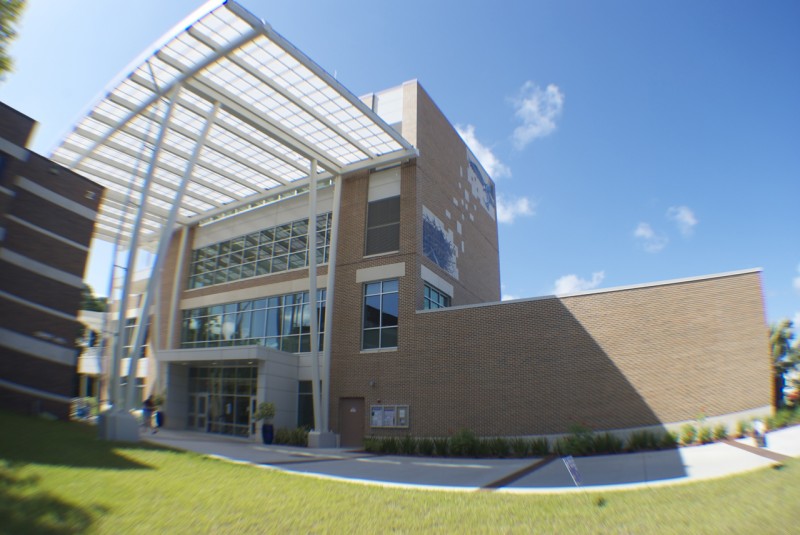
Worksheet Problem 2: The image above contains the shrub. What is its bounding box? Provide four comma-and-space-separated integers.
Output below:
735, 420, 751, 438
290, 427, 308, 446
593, 432, 623, 454
697, 425, 713, 444
379, 437, 398, 454
363, 436, 380, 453
680, 423, 697, 446
450, 429, 480, 457
274, 427, 291, 445
417, 437, 435, 456
510, 437, 530, 458
476, 438, 492, 457
399, 435, 417, 455
489, 437, 510, 458
530, 437, 550, 456
659, 431, 678, 449
558, 424, 595, 456
433, 437, 449, 456
712, 423, 728, 441
626, 430, 659, 452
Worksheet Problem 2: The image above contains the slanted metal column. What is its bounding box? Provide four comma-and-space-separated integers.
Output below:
307, 159, 322, 432
110, 88, 180, 409
320, 174, 342, 432
123, 100, 219, 411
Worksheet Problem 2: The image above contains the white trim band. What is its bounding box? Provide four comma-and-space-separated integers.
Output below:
0, 249, 85, 288
0, 137, 29, 161
0, 377, 73, 404
0, 327, 77, 366
5, 214, 89, 251
0, 290, 78, 322
15, 176, 97, 220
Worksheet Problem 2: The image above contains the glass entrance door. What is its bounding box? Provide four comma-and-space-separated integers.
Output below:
188, 393, 208, 431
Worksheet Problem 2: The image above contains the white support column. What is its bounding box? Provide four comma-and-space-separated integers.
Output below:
124, 102, 220, 412
166, 225, 190, 350
307, 159, 322, 432
109, 89, 180, 413
320, 174, 342, 433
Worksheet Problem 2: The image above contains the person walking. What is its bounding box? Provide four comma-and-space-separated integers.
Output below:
142, 395, 156, 433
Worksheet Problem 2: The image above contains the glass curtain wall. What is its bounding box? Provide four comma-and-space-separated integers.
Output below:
181, 290, 326, 352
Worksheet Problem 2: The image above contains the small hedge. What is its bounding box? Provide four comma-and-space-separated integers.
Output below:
360, 408, 800, 458
273, 427, 309, 447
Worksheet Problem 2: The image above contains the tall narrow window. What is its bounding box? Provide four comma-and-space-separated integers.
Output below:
365, 196, 400, 256
362, 279, 399, 349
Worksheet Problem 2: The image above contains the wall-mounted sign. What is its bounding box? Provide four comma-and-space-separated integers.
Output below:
370, 404, 409, 428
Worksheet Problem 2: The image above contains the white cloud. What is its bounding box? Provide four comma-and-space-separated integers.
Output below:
553, 271, 605, 294
667, 205, 698, 236
511, 82, 565, 150
793, 264, 800, 294
496, 194, 535, 224
455, 124, 511, 179
501, 293, 519, 301
634, 222, 668, 253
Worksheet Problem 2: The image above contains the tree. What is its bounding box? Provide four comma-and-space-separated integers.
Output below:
0, 0, 26, 81
80, 284, 108, 312
769, 319, 800, 407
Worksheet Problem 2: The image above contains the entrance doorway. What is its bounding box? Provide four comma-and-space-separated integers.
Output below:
338, 397, 365, 447
188, 394, 208, 431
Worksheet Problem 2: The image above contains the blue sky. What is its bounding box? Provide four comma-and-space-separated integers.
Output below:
1, 0, 798, 324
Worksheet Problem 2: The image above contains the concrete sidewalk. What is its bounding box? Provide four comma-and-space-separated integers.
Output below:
144, 425, 800, 493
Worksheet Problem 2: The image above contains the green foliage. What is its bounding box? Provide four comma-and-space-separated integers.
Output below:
626, 431, 660, 452
399, 435, 417, 455
432, 437, 449, 456
488, 437, 510, 458
253, 402, 275, 422
530, 437, 550, 456
510, 437, 530, 457
362, 436, 380, 453
272, 427, 307, 446
736, 420, 752, 438
680, 424, 698, 446
660, 431, 679, 449
379, 437, 398, 454
0, 0, 25, 79
80, 284, 109, 312
712, 424, 728, 441
417, 437, 435, 456
449, 429, 480, 457
697, 425, 714, 444
593, 432, 624, 454
556, 424, 595, 456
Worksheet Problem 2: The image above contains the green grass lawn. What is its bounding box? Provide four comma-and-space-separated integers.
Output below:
0, 410, 796, 534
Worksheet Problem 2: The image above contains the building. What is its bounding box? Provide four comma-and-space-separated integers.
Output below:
0, 102, 103, 419
55, 1, 771, 445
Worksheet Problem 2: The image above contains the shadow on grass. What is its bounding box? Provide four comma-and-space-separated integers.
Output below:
0, 464, 98, 534
0, 409, 170, 470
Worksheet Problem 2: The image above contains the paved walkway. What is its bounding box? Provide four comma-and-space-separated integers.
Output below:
144, 425, 800, 493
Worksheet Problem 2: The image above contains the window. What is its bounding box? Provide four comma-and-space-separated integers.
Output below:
188, 213, 332, 289
181, 290, 326, 352
423, 283, 451, 310
365, 196, 400, 256
362, 279, 398, 349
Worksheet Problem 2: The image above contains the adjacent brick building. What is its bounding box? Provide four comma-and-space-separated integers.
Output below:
0, 102, 103, 418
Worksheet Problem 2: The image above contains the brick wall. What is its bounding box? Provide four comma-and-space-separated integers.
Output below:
397, 270, 770, 437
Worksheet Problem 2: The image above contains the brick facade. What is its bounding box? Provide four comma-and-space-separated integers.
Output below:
144, 81, 770, 441
0, 102, 102, 419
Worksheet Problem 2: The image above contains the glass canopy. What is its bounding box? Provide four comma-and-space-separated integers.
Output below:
51, 0, 417, 248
